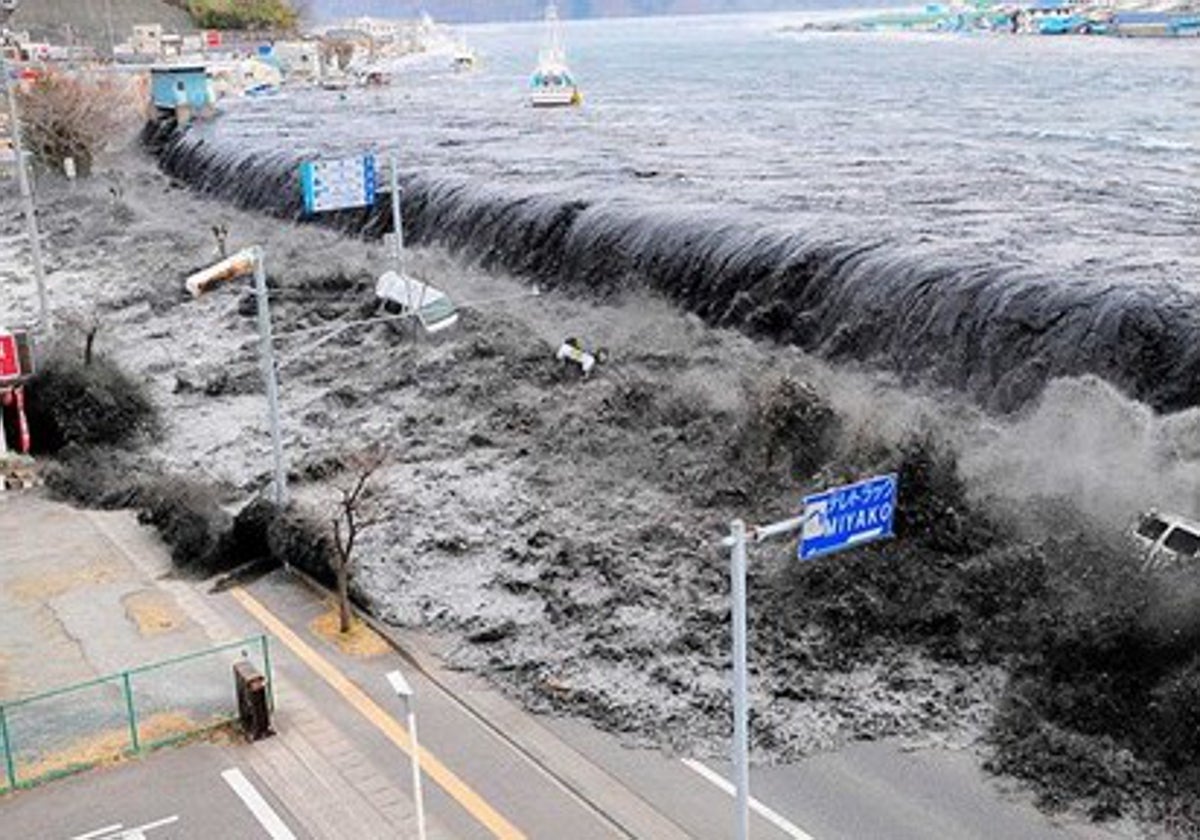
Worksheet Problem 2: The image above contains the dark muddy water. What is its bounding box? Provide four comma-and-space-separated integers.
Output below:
164, 14, 1200, 410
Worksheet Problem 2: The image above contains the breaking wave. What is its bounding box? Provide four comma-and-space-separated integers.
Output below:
148, 120, 1200, 414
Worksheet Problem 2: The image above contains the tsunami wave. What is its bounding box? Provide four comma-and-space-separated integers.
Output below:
147, 120, 1200, 414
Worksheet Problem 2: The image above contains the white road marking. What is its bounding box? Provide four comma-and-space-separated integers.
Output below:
221, 767, 297, 840
71, 826, 124, 840
681, 758, 816, 840
70, 816, 179, 840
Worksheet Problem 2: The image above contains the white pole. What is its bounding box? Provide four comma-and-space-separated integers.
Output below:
0, 45, 50, 336
405, 701, 428, 840
389, 152, 404, 269
252, 248, 287, 508
389, 153, 415, 324
730, 518, 751, 840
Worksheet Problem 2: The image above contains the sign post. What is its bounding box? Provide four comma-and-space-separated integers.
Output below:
721, 473, 897, 838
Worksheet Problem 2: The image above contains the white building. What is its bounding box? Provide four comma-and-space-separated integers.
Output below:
274, 41, 322, 80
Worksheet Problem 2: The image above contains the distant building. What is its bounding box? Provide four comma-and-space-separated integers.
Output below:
1015, 0, 1078, 32
132, 23, 163, 55
274, 41, 322, 80
150, 65, 213, 123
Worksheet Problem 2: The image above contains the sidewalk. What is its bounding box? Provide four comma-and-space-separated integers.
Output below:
87, 499, 462, 840
0, 494, 685, 839
0, 494, 453, 839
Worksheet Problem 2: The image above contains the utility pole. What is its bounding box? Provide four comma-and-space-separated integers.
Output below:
0, 2, 50, 336
104, 0, 115, 60
252, 247, 287, 508
185, 247, 288, 508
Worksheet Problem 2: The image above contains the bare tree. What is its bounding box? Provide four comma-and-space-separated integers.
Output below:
330, 446, 385, 634
16, 69, 142, 177
212, 222, 229, 259
61, 307, 101, 366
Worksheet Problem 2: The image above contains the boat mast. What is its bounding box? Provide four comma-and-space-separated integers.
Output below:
541, 2, 565, 65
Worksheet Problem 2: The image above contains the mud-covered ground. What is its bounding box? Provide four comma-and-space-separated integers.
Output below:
6, 160, 1200, 830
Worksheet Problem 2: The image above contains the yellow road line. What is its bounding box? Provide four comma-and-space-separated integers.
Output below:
229, 586, 526, 840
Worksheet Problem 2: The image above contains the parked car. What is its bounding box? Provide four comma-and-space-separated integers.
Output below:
1132, 510, 1200, 570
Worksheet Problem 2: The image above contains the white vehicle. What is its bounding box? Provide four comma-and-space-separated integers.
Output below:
1132, 510, 1200, 570
375, 270, 459, 334
555, 337, 607, 376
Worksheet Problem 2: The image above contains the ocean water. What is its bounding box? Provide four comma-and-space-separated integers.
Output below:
169, 14, 1200, 410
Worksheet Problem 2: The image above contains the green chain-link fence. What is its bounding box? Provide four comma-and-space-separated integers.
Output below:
0, 635, 272, 792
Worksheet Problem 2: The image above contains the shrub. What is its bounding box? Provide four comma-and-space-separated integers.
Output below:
186, 0, 299, 30
266, 503, 336, 587
24, 353, 157, 454
16, 70, 143, 176
727, 376, 840, 489
136, 477, 234, 574
893, 435, 997, 555
1149, 656, 1200, 770
986, 699, 1146, 817
220, 498, 337, 586
770, 434, 1010, 658
43, 445, 147, 509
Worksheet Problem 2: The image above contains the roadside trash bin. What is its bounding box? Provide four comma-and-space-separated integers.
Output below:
234, 660, 273, 741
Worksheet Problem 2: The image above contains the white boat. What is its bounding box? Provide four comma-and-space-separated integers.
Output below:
452, 38, 477, 71
530, 3, 581, 108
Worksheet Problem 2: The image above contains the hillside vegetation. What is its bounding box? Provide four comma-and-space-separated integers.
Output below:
178, 0, 299, 30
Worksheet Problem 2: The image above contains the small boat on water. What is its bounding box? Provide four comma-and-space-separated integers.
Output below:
530, 3, 581, 108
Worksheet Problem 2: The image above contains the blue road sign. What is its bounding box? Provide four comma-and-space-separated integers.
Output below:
300, 154, 377, 214
799, 473, 897, 561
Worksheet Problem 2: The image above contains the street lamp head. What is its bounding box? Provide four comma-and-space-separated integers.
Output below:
386, 669, 414, 699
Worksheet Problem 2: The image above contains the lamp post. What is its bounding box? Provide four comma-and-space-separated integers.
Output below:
185, 246, 287, 507
385, 669, 427, 840
0, 0, 50, 336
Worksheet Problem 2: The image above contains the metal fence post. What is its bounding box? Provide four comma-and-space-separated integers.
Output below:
122, 672, 140, 753
261, 635, 275, 712
0, 704, 15, 790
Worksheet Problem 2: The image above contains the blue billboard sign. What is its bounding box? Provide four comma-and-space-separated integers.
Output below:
299, 154, 377, 214
799, 474, 897, 561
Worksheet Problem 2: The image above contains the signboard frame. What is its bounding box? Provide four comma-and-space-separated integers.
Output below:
299, 154, 377, 215
0, 330, 26, 384
798, 473, 898, 561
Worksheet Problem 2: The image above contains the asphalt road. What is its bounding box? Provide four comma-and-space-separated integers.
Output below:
0, 498, 1129, 840
1, 743, 308, 840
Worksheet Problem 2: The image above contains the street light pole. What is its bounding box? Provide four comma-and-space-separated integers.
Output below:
251, 247, 287, 508
385, 670, 427, 840
0, 7, 50, 336
729, 518, 750, 840
185, 247, 287, 509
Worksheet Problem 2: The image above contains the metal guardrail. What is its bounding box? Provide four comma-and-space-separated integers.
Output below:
0, 634, 272, 791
